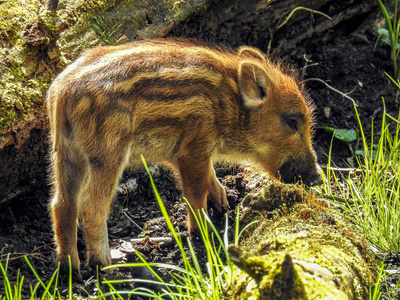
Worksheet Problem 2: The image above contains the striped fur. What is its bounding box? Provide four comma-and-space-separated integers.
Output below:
46, 38, 320, 278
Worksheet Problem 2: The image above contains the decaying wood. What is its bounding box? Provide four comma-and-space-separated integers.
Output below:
0, 110, 48, 205
130, 236, 174, 246
224, 171, 378, 300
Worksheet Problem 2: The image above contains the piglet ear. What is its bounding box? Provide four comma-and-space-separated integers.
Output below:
237, 46, 266, 61
238, 61, 273, 109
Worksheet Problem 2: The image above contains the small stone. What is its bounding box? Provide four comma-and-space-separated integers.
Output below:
324, 107, 331, 118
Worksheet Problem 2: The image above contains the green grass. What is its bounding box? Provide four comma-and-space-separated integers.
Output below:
0, 255, 66, 299
315, 96, 400, 299
318, 99, 400, 254
323, 101, 400, 253
377, 0, 400, 81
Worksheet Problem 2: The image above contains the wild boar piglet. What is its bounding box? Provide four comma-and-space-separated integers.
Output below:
46, 38, 320, 279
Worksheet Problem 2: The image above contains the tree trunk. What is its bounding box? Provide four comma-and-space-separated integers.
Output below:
224, 171, 378, 300
0, 0, 377, 201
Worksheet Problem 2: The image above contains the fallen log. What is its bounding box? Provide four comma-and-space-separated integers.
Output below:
224, 171, 378, 300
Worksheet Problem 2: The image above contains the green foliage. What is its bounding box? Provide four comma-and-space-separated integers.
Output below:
318, 100, 400, 254
0, 254, 64, 299
317, 98, 400, 299
369, 264, 383, 300
319, 126, 358, 142
377, 0, 400, 80
0, 254, 24, 300
368, 261, 400, 299
378, 28, 400, 50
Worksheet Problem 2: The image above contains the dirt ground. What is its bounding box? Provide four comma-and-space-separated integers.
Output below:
1, 3, 400, 299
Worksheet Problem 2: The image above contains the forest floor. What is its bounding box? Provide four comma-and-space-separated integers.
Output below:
1, 5, 400, 299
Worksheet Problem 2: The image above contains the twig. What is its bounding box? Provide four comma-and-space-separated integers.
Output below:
123, 210, 143, 231
117, 178, 138, 195
130, 237, 174, 245
116, 237, 175, 256
300, 54, 319, 81
278, 6, 332, 29
45, 0, 58, 13
303, 78, 358, 106
321, 166, 363, 174
0, 252, 46, 262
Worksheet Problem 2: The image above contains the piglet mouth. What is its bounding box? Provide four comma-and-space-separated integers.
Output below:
277, 156, 321, 186
277, 157, 299, 184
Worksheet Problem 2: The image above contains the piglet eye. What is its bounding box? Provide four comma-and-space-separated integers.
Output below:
285, 118, 298, 131
282, 113, 304, 132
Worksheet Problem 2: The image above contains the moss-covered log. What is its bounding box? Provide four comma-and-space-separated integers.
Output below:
225, 172, 378, 300
0, 0, 376, 202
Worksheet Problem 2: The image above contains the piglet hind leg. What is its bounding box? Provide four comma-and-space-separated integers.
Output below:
177, 157, 228, 233
78, 152, 128, 271
50, 147, 88, 281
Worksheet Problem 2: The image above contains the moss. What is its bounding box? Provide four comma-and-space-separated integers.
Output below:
0, 1, 38, 133
227, 170, 379, 299
227, 249, 310, 300
239, 171, 310, 225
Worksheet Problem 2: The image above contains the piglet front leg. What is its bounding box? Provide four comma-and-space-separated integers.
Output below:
177, 156, 228, 233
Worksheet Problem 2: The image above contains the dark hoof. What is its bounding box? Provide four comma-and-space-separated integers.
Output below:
58, 265, 83, 283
